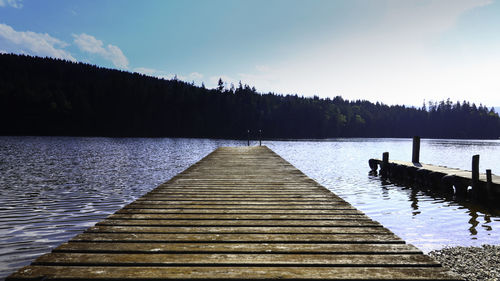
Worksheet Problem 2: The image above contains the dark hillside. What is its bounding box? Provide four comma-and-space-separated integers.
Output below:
1, 54, 499, 139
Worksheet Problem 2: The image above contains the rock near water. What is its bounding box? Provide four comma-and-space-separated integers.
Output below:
429, 245, 500, 281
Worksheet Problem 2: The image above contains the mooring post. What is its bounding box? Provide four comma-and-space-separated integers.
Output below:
381, 152, 389, 177
247, 130, 250, 146
412, 136, 420, 163
472, 155, 480, 192
486, 169, 492, 198
259, 129, 262, 146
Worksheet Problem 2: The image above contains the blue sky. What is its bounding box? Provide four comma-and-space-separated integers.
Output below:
1, 0, 500, 106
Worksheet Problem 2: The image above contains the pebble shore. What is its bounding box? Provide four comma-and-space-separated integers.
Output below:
429, 245, 500, 281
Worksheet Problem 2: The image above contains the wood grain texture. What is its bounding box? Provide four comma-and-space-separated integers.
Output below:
7, 146, 461, 280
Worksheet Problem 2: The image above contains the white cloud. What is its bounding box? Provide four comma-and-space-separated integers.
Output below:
165, 72, 205, 83
73, 33, 128, 68
0, 0, 23, 8
134, 67, 157, 76
236, 65, 281, 93
134, 67, 204, 84
189, 72, 203, 80
133, 68, 178, 80
0, 23, 75, 61
165, 72, 204, 82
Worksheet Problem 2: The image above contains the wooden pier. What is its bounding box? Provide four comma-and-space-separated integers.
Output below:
369, 154, 500, 201
369, 137, 500, 201
8, 146, 460, 280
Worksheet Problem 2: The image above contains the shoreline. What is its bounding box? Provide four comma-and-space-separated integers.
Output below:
429, 244, 500, 281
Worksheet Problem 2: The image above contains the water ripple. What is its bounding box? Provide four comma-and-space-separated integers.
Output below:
0, 136, 243, 279
1, 137, 500, 279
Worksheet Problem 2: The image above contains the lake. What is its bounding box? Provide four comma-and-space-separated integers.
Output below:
1, 136, 499, 279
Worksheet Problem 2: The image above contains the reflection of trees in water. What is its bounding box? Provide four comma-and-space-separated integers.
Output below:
374, 176, 499, 237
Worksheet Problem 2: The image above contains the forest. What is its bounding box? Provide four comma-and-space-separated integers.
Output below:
1, 53, 499, 139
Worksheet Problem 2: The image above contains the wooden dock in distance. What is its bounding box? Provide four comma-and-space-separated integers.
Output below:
8, 146, 461, 280
369, 136, 500, 201
369, 157, 500, 201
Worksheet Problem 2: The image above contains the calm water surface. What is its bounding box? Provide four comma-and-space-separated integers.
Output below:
1, 136, 499, 279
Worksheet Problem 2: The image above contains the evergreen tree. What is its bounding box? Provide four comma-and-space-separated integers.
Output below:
1, 53, 499, 139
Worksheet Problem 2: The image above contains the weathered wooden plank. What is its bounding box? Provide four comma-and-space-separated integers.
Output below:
143, 194, 337, 198
174, 178, 315, 180
7, 266, 462, 280
174, 175, 312, 178
155, 184, 319, 187
86, 226, 390, 234
168, 183, 318, 185
96, 219, 380, 227
157, 183, 323, 186
376, 159, 500, 184
7, 146, 460, 280
130, 201, 349, 205
148, 191, 329, 194
116, 208, 360, 214
125, 203, 355, 209
70, 233, 403, 243
154, 186, 327, 190
33, 253, 440, 266
53, 242, 423, 254
106, 214, 370, 220
135, 198, 346, 203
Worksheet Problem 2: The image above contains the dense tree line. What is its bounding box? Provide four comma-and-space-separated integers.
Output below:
1, 54, 499, 139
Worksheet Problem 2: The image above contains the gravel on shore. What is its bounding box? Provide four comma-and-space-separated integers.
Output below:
429, 245, 500, 281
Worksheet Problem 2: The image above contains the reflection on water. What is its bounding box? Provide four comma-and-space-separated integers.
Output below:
375, 171, 500, 241
387, 179, 500, 238
0, 137, 243, 279
266, 139, 500, 253
0, 137, 499, 279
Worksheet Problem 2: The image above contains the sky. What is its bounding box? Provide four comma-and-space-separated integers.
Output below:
1, 0, 500, 107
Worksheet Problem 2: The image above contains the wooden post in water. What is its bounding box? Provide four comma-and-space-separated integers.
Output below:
412, 136, 420, 163
472, 155, 480, 192
247, 130, 250, 146
259, 129, 262, 146
486, 169, 492, 198
381, 152, 389, 177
